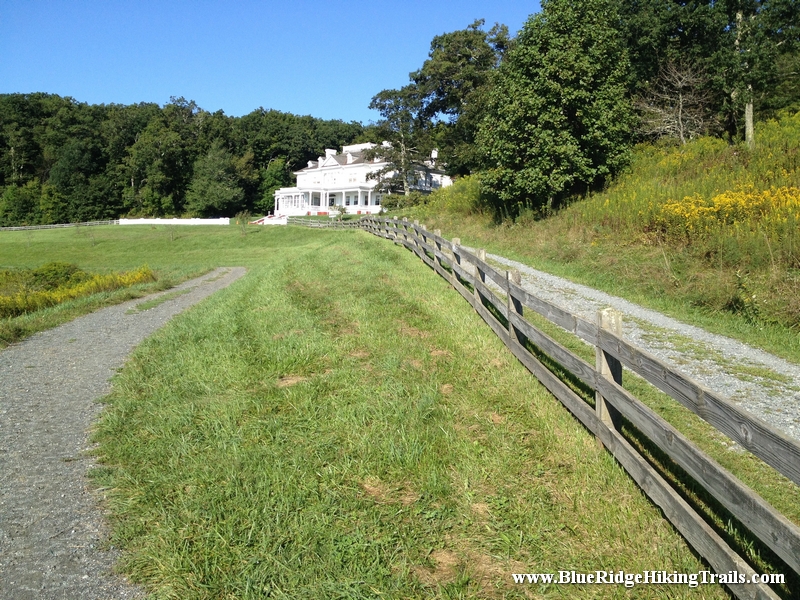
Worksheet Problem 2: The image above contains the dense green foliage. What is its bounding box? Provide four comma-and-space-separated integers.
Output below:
619, 0, 799, 135
0, 94, 362, 225
478, 0, 635, 215
369, 1, 798, 217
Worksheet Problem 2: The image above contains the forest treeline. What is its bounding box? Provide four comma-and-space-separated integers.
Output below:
0, 95, 363, 225
1, 0, 798, 226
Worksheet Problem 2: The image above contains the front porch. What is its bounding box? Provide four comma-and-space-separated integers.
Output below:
275, 187, 383, 217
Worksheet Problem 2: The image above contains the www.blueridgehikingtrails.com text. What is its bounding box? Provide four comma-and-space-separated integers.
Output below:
511, 570, 785, 588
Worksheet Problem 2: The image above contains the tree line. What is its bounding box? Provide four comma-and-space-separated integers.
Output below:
369, 0, 799, 217
1, 0, 797, 226
0, 94, 362, 225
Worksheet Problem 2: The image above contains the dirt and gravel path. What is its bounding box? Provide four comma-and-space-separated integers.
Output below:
0, 267, 246, 600
484, 253, 800, 443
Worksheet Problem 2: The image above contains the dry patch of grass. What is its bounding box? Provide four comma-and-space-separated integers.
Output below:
276, 375, 307, 388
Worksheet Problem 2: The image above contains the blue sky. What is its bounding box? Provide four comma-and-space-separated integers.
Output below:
0, 1, 541, 124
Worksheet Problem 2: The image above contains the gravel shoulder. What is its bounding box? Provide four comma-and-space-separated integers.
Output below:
0, 267, 246, 600
484, 253, 800, 443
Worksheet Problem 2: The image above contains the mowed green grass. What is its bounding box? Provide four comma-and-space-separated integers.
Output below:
56, 226, 718, 599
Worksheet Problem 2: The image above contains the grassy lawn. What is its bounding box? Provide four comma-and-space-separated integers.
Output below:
0, 224, 300, 346
0, 223, 716, 598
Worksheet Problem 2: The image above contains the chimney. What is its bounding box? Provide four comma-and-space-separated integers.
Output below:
325, 148, 336, 158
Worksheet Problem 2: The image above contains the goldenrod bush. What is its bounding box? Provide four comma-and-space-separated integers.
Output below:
657, 186, 800, 246
0, 265, 156, 318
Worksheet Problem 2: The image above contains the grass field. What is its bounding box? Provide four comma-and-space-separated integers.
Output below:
1, 224, 735, 598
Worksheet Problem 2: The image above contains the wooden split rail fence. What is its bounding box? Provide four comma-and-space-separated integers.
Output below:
290, 215, 800, 600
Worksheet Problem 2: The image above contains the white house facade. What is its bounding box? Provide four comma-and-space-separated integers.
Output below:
273, 143, 451, 216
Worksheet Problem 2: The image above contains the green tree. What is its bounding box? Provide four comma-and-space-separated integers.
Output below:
364, 86, 431, 196
184, 141, 244, 216
411, 19, 509, 175
0, 180, 40, 225
618, 0, 800, 143
478, 0, 634, 217
255, 157, 291, 215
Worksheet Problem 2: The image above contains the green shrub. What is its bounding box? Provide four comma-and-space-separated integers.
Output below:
381, 191, 427, 211
30, 262, 86, 290
418, 175, 484, 217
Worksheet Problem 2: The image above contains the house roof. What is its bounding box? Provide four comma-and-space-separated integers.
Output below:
296, 144, 386, 173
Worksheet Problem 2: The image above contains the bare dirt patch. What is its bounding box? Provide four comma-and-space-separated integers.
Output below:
471, 502, 491, 519
413, 549, 461, 586
361, 477, 391, 503
360, 477, 419, 506
277, 375, 307, 388
399, 322, 430, 339
489, 412, 505, 425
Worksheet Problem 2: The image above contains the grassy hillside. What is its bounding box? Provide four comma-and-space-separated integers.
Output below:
407, 111, 800, 364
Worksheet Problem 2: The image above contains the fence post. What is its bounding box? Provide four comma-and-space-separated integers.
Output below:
506, 269, 522, 340
451, 238, 462, 275
473, 249, 487, 301
596, 308, 623, 445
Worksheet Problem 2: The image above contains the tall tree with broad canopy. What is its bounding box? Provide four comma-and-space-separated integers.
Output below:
184, 141, 244, 217
478, 0, 634, 218
410, 20, 509, 176
363, 86, 432, 196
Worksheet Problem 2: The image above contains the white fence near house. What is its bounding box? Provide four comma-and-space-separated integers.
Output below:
250, 215, 287, 225
0, 218, 232, 231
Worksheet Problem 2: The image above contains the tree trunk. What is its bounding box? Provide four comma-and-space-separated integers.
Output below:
745, 99, 754, 149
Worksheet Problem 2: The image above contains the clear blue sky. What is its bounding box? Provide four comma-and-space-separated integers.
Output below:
0, 1, 541, 124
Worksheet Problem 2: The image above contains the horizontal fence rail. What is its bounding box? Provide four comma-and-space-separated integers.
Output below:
0, 220, 119, 232
290, 215, 800, 599
287, 216, 362, 229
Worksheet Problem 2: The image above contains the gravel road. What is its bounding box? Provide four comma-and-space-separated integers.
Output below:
0, 267, 246, 600
484, 253, 800, 443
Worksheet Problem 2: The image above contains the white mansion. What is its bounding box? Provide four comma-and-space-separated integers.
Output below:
273, 143, 452, 216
